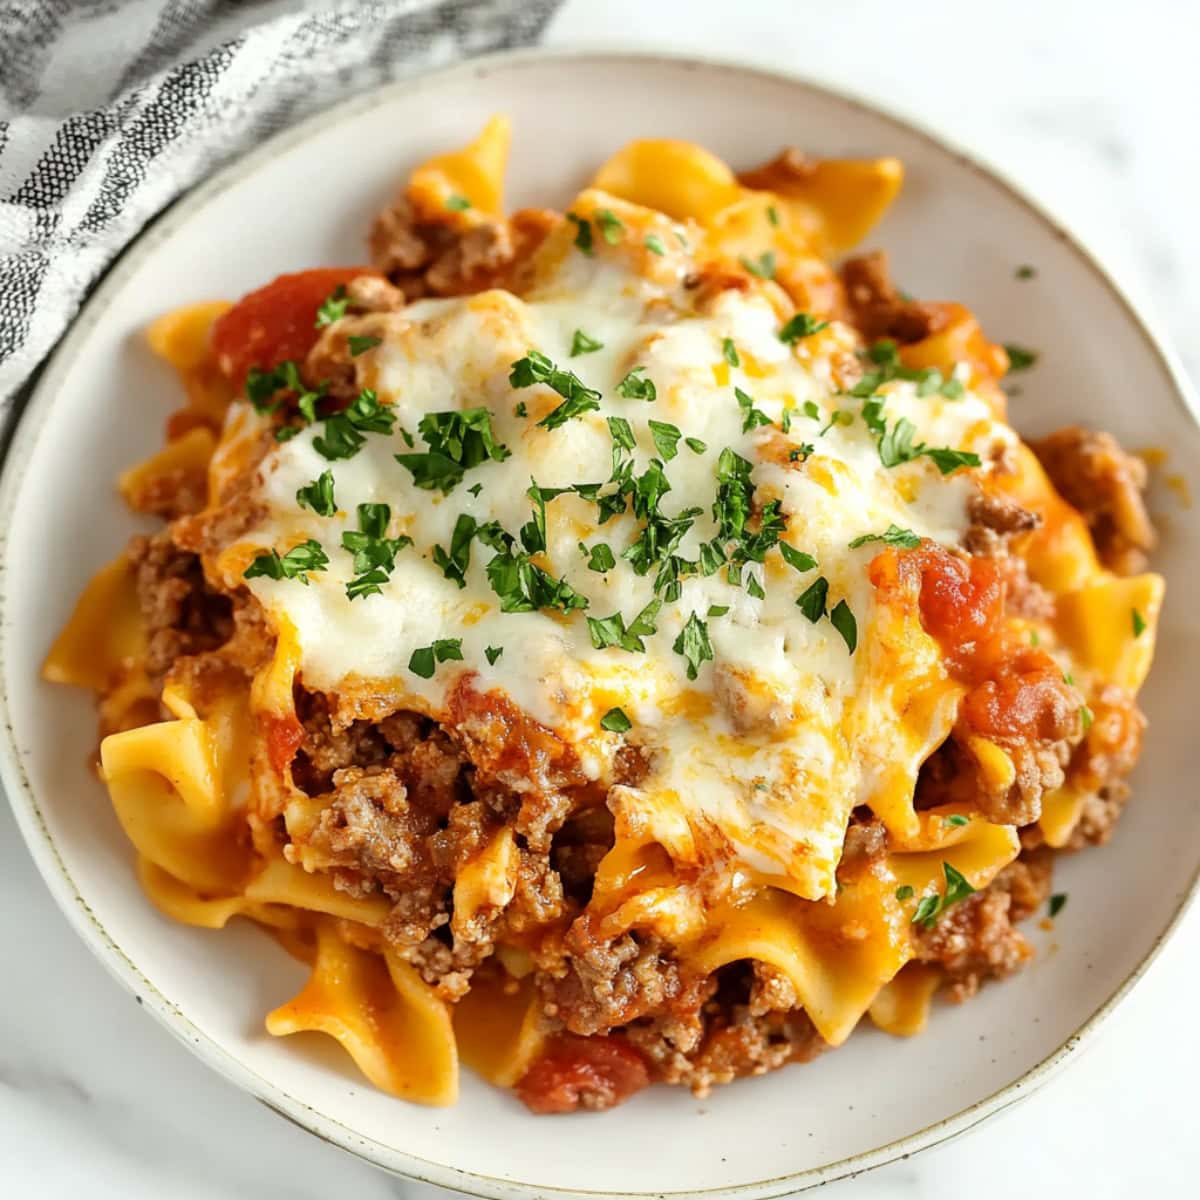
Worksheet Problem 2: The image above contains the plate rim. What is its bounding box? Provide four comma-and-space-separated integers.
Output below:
1, 43, 1197, 1199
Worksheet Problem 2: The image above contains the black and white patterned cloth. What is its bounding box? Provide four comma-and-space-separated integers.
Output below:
0, 0, 563, 409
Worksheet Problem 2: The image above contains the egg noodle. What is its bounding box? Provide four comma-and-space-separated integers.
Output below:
46, 117, 1163, 1111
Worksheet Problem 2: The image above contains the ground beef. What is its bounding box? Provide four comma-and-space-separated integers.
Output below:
991, 847, 1055, 922
367, 196, 555, 299
127, 530, 233, 680
963, 489, 1041, 557
542, 920, 683, 1036
1031, 426, 1155, 574
315, 766, 416, 879
124, 463, 209, 521
913, 885, 1032, 1002
840, 250, 948, 343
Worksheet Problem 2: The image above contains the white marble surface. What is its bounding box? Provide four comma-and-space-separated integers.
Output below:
3, 0, 1198, 1196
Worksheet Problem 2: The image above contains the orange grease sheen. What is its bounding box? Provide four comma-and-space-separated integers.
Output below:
264, 713, 304, 774
868, 544, 1067, 741
211, 267, 380, 385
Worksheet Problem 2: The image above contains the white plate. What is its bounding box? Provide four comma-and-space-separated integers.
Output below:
2, 48, 1198, 1200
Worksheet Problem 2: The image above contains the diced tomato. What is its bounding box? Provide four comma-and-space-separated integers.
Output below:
516, 1035, 650, 1115
263, 713, 304, 775
210, 267, 379, 387
868, 543, 1003, 675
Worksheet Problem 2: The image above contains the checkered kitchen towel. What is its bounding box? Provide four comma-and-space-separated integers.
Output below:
0, 0, 563, 409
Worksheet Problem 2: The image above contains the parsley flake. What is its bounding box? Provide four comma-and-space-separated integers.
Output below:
779, 544, 818, 573
408, 638, 464, 679
296, 469, 336, 517
600, 707, 632, 733
616, 366, 656, 401
1132, 607, 1147, 637
510, 350, 603, 429
570, 329, 604, 357
911, 862, 976, 929
567, 212, 594, 255
830, 599, 857, 653
1048, 892, 1068, 918
945, 814, 970, 827
722, 337, 740, 367
244, 539, 329, 585
779, 313, 829, 343
740, 251, 776, 280
314, 285, 348, 328
735, 386, 772, 432
684, 436, 707, 455
1004, 343, 1038, 371
1016, 264, 1037, 280
348, 335, 381, 357
484, 645, 504, 666
673, 612, 714, 680
596, 208, 624, 244
445, 194, 472, 212
395, 407, 510, 493
707, 604, 730, 617
766, 204, 780, 227
313, 388, 395, 462
644, 234, 666, 255
796, 576, 829, 622
648, 419, 683, 461
584, 542, 616, 573
848, 524, 921, 550
895, 885, 915, 901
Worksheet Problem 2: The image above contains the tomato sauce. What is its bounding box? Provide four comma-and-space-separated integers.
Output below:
869, 543, 1071, 743
516, 1035, 651, 1114
263, 713, 305, 775
210, 267, 379, 387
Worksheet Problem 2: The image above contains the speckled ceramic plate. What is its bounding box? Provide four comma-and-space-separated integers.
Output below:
2, 48, 1198, 1200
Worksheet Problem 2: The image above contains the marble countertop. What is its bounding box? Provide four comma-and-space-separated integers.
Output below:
3, 1, 1197, 1196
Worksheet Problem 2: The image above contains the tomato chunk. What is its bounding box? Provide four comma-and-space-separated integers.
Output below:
263, 713, 304, 775
210, 267, 378, 386
516, 1036, 650, 1114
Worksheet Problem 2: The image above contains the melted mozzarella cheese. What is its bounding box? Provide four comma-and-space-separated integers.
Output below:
231, 212, 1015, 901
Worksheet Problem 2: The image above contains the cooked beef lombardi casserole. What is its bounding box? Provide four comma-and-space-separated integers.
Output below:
46, 118, 1163, 1113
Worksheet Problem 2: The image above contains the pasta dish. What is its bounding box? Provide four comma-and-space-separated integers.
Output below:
46, 118, 1163, 1113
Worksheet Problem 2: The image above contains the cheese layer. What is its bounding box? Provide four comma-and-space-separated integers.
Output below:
230, 214, 1015, 900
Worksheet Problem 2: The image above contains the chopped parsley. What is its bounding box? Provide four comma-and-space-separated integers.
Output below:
244, 539, 329, 585
395, 406, 510, 492
735, 386, 772, 432
848, 524, 921, 550
1016, 264, 1036, 280
766, 204, 780, 228
514, 401, 527, 418
1004, 343, 1038, 371
819, 409, 854, 437
445, 193, 471, 212
348, 335, 381, 356
911, 862, 976, 929
796, 575, 829, 622
740, 251, 776, 280
644, 233, 666, 255
408, 638, 464, 679
707, 604, 730, 617
1048, 892, 1068, 918
600, 707, 632, 733
313, 388, 395, 461
648, 419, 683, 461
895, 885, 915, 901
830, 599, 857, 653
314, 285, 348, 328
485, 538, 588, 615
583, 542, 616, 573
567, 212, 594, 255
1132, 607, 1147, 637
788, 443, 814, 463
510, 350, 603, 429
587, 599, 662, 653
570, 329, 604, 357
596, 208, 624, 244
803, 400, 821, 421
684, 436, 707, 455
246, 359, 324, 419
944, 814, 970, 827
875, 415, 981, 475
673, 612, 714, 680
607, 415, 637, 452
779, 543, 817, 573
296, 469, 336, 517
484, 645, 504, 666
468, 482, 483, 497
615, 366, 657, 401
432, 512, 481, 589
722, 337, 740, 367
1080, 704, 1094, 733
342, 503, 412, 598
779, 312, 829, 343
